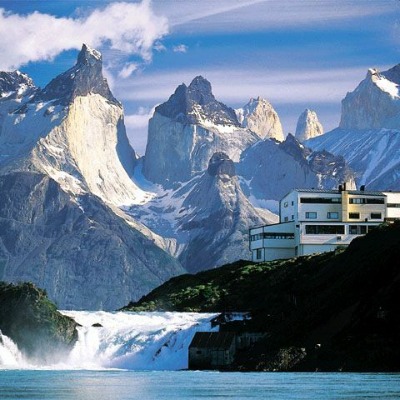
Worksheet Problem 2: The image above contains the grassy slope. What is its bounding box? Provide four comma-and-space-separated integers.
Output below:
124, 222, 400, 371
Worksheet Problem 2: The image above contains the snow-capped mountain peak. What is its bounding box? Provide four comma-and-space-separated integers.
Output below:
236, 97, 284, 141
0, 71, 36, 99
340, 64, 400, 130
143, 77, 260, 187
295, 108, 324, 142
39, 43, 118, 106
155, 75, 239, 127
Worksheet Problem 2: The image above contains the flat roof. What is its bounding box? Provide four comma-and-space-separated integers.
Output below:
189, 332, 235, 350
288, 189, 387, 196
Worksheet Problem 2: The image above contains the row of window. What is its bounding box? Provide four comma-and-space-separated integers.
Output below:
300, 197, 341, 204
349, 198, 384, 204
304, 212, 382, 220
387, 203, 400, 208
250, 232, 295, 241
299, 197, 385, 204
252, 224, 376, 241
305, 225, 375, 235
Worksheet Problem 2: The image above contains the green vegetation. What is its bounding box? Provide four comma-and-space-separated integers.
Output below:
124, 221, 400, 371
0, 282, 78, 363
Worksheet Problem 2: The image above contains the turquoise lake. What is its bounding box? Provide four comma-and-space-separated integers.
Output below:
1, 371, 400, 399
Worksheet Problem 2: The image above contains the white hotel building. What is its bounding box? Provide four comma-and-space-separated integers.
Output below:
249, 186, 400, 262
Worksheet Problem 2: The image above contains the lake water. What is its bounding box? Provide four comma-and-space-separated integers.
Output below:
1, 370, 400, 400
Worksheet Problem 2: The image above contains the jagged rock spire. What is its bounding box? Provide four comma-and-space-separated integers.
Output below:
39, 44, 118, 106
155, 75, 240, 126
295, 109, 324, 142
236, 97, 284, 141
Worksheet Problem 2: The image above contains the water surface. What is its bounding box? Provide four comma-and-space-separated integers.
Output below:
1, 370, 400, 400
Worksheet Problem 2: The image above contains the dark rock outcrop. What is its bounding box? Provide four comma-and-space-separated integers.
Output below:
156, 76, 239, 126
38, 44, 119, 106
207, 152, 235, 177
0, 282, 78, 363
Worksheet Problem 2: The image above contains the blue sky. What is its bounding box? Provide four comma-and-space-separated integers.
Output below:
0, 0, 399, 154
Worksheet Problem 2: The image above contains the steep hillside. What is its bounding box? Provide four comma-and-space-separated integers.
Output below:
124, 222, 400, 371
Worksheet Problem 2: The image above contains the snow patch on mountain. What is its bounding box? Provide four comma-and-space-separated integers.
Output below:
238, 134, 354, 203
143, 77, 260, 187
340, 65, 400, 130
307, 63, 400, 190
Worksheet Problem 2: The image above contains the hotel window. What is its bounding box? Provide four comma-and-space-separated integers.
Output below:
256, 249, 262, 260
327, 212, 339, 219
370, 212, 382, 219
305, 212, 317, 219
349, 198, 363, 204
349, 212, 360, 219
349, 198, 385, 204
301, 197, 341, 204
305, 225, 345, 234
349, 225, 367, 235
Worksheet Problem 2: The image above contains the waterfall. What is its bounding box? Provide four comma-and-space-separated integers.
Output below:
0, 312, 218, 370
0, 331, 27, 368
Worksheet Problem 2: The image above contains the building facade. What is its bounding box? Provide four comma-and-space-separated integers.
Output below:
250, 186, 400, 262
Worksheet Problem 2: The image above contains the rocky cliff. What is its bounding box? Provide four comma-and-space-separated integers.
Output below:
295, 109, 324, 142
176, 152, 276, 272
0, 172, 184, 310
143, 76, 260, 187
0, 45, 184, 310
236, 97, 284, 142
340, 66, 400, 130
237, 134, 354, 202
307, 63, 400, 190
0, 282, 78, 363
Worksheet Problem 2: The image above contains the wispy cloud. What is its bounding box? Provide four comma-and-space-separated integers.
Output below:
114, 65, 374, 106
172, 44, 188, 53
0, 1, 168, 70
118, 62, 139, 79
158, 0, 394, 33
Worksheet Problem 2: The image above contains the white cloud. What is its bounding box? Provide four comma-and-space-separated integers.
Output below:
172, 44, 188, 53
0, 1, 169, 70
159, 0, 394, 33
154, 41, 167, 52
118, 62, 139, 79
125, 107, 155, 155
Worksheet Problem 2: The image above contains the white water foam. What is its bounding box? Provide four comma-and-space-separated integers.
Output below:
0, 312, 218, 371
0, 331, 28, 368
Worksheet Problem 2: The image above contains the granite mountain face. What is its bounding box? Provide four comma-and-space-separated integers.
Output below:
1, 44, 398, 309
306, 64, 400, 189
142, 76, 260, 187
236, 97, 284, 142
295, 109, 324, 142
0, 45, 184, 310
